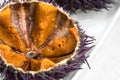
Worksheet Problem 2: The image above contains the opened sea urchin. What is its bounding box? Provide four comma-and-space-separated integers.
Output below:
0, 1, 94, 80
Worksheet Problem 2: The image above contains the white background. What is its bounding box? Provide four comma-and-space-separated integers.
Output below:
71, 0, 120, 80
73, 12, 120, 80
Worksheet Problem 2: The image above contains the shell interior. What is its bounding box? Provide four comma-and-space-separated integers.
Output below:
0, 1, 80, 74
0, 1, 95, 80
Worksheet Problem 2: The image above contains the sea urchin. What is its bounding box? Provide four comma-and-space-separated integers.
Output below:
0, 1, 94, 80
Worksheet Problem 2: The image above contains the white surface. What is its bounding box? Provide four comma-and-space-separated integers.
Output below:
73, 12, 120, 80
71, 1, 120, 80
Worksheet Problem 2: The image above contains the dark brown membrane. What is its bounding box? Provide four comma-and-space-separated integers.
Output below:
10, 2, 37, 50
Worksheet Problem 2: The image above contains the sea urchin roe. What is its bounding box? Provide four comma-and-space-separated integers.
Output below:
0, 44, 11, 53
0, 7, 26, 52
30, 59, 40, 71
0, 44, 29, 71
0, 2, 78, 72
0, 44, 55, 71
31, 2, 57, 47
41, 32, 77, 57
69, 27, 79, 41
40, 58, 55, 70
49, 53, 73, 63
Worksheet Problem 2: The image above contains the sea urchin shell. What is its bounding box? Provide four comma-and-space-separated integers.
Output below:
0, 1, 94, 80
42, 0, 113, 12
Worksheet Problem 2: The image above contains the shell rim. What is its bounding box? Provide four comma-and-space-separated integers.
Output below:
0, 1, 80, 75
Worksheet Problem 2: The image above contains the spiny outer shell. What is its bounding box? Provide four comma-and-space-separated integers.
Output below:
0, 1, 95, 80
41, 0, 113, 12
0, 0, 113, 12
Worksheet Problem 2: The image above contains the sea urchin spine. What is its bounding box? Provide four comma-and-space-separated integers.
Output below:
42, 0, 113, 12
